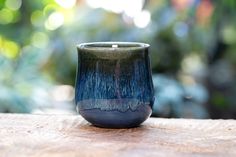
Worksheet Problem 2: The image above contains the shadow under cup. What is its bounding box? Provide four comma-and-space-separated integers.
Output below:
75, 42, 154, 128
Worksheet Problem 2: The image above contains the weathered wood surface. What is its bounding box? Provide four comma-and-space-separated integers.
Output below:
0, 114, 236, 157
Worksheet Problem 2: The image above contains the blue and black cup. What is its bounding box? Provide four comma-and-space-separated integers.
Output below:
75, 42, 154, 128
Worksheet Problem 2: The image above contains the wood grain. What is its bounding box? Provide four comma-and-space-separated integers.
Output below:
0, 114, 235, 157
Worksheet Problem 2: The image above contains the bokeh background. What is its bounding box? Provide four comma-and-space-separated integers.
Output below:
1, 0, 236, 118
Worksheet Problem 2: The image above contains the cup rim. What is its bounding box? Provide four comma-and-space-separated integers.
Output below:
77, 42, 149, 51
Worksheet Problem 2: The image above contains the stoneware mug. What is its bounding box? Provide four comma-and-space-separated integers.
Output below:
75, 42, 154, 128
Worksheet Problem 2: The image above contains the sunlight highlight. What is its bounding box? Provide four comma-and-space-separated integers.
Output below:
86, 0, 144, 17
45, 12, 64, 30
134, 10, 151, 28
86, 0, 151, 28
55, 0, 76, 9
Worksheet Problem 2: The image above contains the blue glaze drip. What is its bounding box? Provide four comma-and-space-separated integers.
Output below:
75, 42, 154, 128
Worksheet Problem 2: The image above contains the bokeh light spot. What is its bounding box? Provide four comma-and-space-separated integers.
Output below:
0, 37, 20, 59
43, 4, 58, 16
31, 10, 44, 26
5, 0, 22, 10
86, 0, 144, 17
51, 85, 75, 101
222, 26, 236, 44
55, 0, 76, 9
31, 32, 49, 48
134, 10, 151, 28
174, 22, 188, 38
181, 53, 204, 74
45, 12, 64, 30
0, 8, 14, 24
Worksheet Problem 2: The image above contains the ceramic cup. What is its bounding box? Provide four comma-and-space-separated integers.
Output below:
75, 42, 154, 128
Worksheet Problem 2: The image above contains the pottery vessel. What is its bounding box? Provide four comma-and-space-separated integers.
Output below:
75, 42, 154, 128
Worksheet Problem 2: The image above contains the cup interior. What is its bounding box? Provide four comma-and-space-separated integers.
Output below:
78, 42, 149, 51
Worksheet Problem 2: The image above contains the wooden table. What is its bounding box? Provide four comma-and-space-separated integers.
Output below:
0, 114, 236, 157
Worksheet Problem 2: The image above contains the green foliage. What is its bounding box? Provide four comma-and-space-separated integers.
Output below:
0, 0, 236, 118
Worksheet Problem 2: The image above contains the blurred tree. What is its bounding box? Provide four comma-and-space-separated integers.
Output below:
0, 0, 236, 118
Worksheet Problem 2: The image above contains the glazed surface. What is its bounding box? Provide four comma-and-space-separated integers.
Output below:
75, 42, 154, 128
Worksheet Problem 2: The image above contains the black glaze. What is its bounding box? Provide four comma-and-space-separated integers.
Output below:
75, 42, 154, 128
